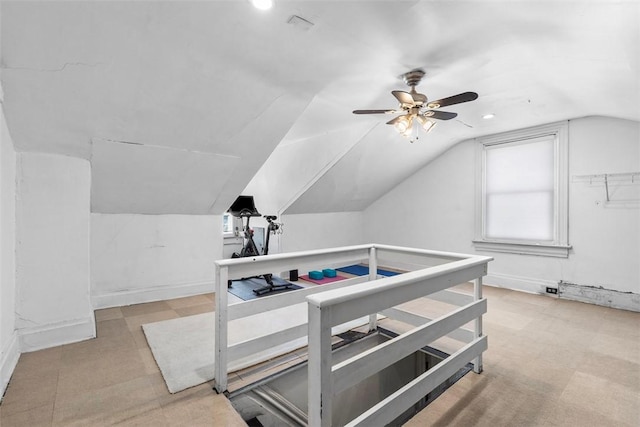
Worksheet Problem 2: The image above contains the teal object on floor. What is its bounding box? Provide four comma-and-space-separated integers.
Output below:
309, 270, 323, 280
322, 269, 337, 278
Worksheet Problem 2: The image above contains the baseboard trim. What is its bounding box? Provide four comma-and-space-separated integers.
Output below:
559, 281, 640, 312
18, 316, 96, 353
485, 273, 640, 312
91, 280, 215, 309
484, 272, 558, 295
1, 332, 20, 401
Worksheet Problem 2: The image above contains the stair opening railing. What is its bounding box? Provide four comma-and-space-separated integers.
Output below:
214, 244, 492, 426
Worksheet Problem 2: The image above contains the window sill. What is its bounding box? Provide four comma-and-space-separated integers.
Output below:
223, 233, 242, 243
472, 240, 571, 258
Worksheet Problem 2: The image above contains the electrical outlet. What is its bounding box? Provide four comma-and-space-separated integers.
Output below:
546, 287, 558, 295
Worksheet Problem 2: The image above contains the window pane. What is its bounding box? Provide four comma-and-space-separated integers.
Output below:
485, 139, 554, 193
486, 191, 554, 240
485, 138, 555, 241
223, 213, 231, 233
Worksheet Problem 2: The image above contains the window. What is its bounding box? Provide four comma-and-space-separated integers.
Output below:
474, 121, 571, 257
223, 213, 232, 233
223, 212, 239, 237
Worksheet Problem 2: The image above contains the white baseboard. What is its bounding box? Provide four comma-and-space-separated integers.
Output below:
91, 280, 215, 309
18, 316, 96, 353
484, 273, 640, 312
559, 282, 640, 312
484, 272, 558, 295
1, 332, 20, 401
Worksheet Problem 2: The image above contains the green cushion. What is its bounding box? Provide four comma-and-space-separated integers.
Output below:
309, 271, 324, 280
322, 269, 337, 278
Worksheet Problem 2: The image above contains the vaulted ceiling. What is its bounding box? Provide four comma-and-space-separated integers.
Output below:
1, 1, 638, 215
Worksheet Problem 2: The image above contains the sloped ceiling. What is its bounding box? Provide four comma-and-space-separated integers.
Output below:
1, 1, 638, 215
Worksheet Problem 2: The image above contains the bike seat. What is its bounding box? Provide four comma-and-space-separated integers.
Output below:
228, 195, 261, 218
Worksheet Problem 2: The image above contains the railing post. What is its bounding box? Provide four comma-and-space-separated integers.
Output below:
368, 246, 378, 331
214, 265, 229, 392
473, 276, 483, 373
308, 303, 333, 427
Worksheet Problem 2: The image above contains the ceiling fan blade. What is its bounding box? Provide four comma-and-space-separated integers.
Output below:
424, 110, 458, 120
427, 92, 478, 109
411, 92, 427, 104
392, 90, 416, 106
353, 109, 399, 114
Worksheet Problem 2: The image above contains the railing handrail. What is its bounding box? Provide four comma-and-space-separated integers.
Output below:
307, 256, 491, 309
215, 244, 371, 282
215, 243, 371, 268
372, 243, 487, 260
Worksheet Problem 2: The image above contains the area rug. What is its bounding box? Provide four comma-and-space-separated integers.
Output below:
299, 274, 347, 285
227, 276, 301, 301
337, 264, 401, 277
142, 304, 372, 393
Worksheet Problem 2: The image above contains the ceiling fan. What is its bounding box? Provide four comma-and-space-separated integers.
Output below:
353, 69, 478, 142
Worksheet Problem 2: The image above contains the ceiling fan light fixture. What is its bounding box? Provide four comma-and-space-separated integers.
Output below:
417, 116, 437, 133
394, 115, 412, 133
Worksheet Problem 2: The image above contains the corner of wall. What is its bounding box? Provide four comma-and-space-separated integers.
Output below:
0, 82, 19, 402
18, 316, 96, 353
0, 331, 20, 401
15, 152, 94, 352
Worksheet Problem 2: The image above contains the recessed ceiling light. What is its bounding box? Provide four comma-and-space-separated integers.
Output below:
251, 0, 273, 10
482, 113, 495, 119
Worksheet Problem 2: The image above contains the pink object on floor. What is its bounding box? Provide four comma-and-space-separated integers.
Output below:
299, 274, 347, 285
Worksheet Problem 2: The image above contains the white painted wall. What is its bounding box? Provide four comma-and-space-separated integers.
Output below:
90, 139, 240, 214
15, 152, 94, 352
364, 116, 640, 299
280, 212, 365, 253
91, 214, 222, 308
0, 97, 19, 398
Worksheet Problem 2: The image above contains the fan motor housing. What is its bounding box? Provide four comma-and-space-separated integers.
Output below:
402, 69, 426, 87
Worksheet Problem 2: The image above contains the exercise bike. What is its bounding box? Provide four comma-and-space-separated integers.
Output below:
227, 196, 292, 296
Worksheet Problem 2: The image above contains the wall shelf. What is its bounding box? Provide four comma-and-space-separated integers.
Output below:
572, 172, 640, 203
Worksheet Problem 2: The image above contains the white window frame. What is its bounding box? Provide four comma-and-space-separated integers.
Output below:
473, 121, 571, 258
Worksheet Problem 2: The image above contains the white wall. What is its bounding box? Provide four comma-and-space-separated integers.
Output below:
281, 212, 365, 253
364, 116, 640, 305
16, 152, 94, 352
565, 117, 639, 293
91, 214, 222, 308
0, 98, 19, 398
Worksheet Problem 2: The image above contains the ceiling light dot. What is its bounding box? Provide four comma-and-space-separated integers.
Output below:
482, 113, 495, 119
251, 0, 273, 10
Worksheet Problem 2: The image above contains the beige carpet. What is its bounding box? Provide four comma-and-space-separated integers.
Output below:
143, 303, 371, 393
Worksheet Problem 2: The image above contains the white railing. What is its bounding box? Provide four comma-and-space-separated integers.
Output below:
214, 244, 491, 426
214, 244, 373, 392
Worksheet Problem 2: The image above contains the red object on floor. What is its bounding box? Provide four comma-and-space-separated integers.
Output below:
299, 274, 347, 285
